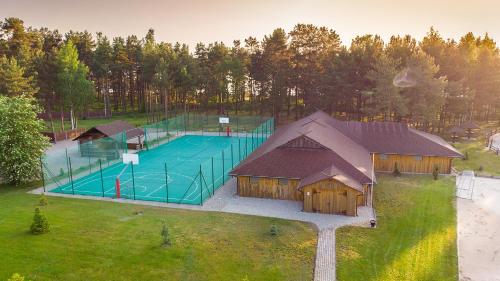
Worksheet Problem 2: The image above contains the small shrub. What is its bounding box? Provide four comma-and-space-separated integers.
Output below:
270, 225, 278, 236
39, 193, 48, 206
30, 208, 49, 235
161, 224, 171, 247
478, 165, 484, 171
8, 273, 29, 281
432, 166, 439, 180
392, 163, 401, 177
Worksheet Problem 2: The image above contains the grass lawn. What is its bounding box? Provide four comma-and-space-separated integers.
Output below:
336, 175, 457, 281
0, 183, 316, 281
452, 139, 500, 176
45, 113, 150, 131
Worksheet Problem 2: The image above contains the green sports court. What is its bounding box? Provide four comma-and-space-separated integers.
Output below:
42, 115, 273, 205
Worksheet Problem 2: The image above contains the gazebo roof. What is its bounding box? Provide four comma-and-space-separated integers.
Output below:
449, 126, 465, 134
460, 121, 480, 130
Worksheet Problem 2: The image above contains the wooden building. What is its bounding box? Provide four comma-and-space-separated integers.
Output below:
230, 111, 462, 216
73, 121, 144, 159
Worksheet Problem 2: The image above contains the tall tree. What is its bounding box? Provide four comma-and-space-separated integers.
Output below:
0, 95, 49, 184
0, 56, 38, 96
55, 40, 94, 130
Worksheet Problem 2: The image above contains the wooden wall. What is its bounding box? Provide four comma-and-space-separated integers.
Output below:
373, 154, 453, 174
237, 176, 303, 201
302, 179, 363, 216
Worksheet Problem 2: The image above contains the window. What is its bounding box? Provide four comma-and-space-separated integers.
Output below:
379, 154, 388, 160
414, 155, 423, 161
250, 177, 259, 184
278, 178, 289, 186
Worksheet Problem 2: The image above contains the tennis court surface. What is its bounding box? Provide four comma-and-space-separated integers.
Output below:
42, 115, 273, 205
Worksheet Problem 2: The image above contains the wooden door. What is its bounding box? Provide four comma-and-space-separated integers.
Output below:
312, 190, 320, 212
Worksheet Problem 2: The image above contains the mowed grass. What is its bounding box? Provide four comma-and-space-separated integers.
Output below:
453, 139, 500, 176
336, 175, 457, 281
0, 183, 316, 281
45, 113, 149, 131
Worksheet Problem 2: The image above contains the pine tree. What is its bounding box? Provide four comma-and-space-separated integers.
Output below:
30, 207, 49, 234
270, 225, 278, 236
0, 56, 38, 97
39, 193, 48, 206
393, 162, 401, 177
161, 223, 171, 246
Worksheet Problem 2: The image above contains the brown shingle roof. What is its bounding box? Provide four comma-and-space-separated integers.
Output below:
231, 110, 463, 193
74, 120, 144, 141
325, 118, 463, 158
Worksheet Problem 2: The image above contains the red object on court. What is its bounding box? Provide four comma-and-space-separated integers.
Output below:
115, 178, 121, 198
226, 126, 231, 137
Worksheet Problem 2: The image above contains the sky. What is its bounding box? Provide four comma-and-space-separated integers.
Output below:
1, 0, 500, 48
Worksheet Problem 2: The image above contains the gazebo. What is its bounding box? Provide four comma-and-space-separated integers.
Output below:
460, 121, 480, 139
449, 126, 465, 143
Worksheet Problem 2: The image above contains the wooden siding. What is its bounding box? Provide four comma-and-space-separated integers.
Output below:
374, 154, 453, 174
237, 176, 303, 201
302, 179, 362, 216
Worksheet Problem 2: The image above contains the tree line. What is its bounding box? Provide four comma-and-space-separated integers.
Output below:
1, 17, 500, 133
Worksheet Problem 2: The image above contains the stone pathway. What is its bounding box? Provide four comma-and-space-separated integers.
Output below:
31, 178, 374, 281
314, 228, 336, 281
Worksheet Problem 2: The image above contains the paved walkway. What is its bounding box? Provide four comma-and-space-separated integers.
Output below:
31, 178, 374, 281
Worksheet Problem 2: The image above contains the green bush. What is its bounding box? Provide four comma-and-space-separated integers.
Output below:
161, 223, 171, 246
39, 193, 48, 206
270, 225, 278, 236
392, 163, 401, 177
432, 166, 439, 180
30, 208, 49, 235
8, 273, 30, 281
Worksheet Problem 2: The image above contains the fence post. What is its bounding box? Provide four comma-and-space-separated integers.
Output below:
88, 155, 92, 175
65, 148, 70, 177
199, 165, 203, 206
236, 117, 239, 135
156, 122, 159, 146
222, 150, 225, 183
238, 138, 241, 162
245, 132, 248, 157
99, 159, 104, 197
39, 157, 45, 192
123, 130, 128, 153
165, 162, 169, 203
68, 157, 75, 195
251, 131, 254, 150
131, 162, 136, 200
211, 157, 215, 196
230, 144, 234, 169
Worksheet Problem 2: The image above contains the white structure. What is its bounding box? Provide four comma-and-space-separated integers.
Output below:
122, 153, 139, 165
489, 133, 500, 152
456, 170, 475, 200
